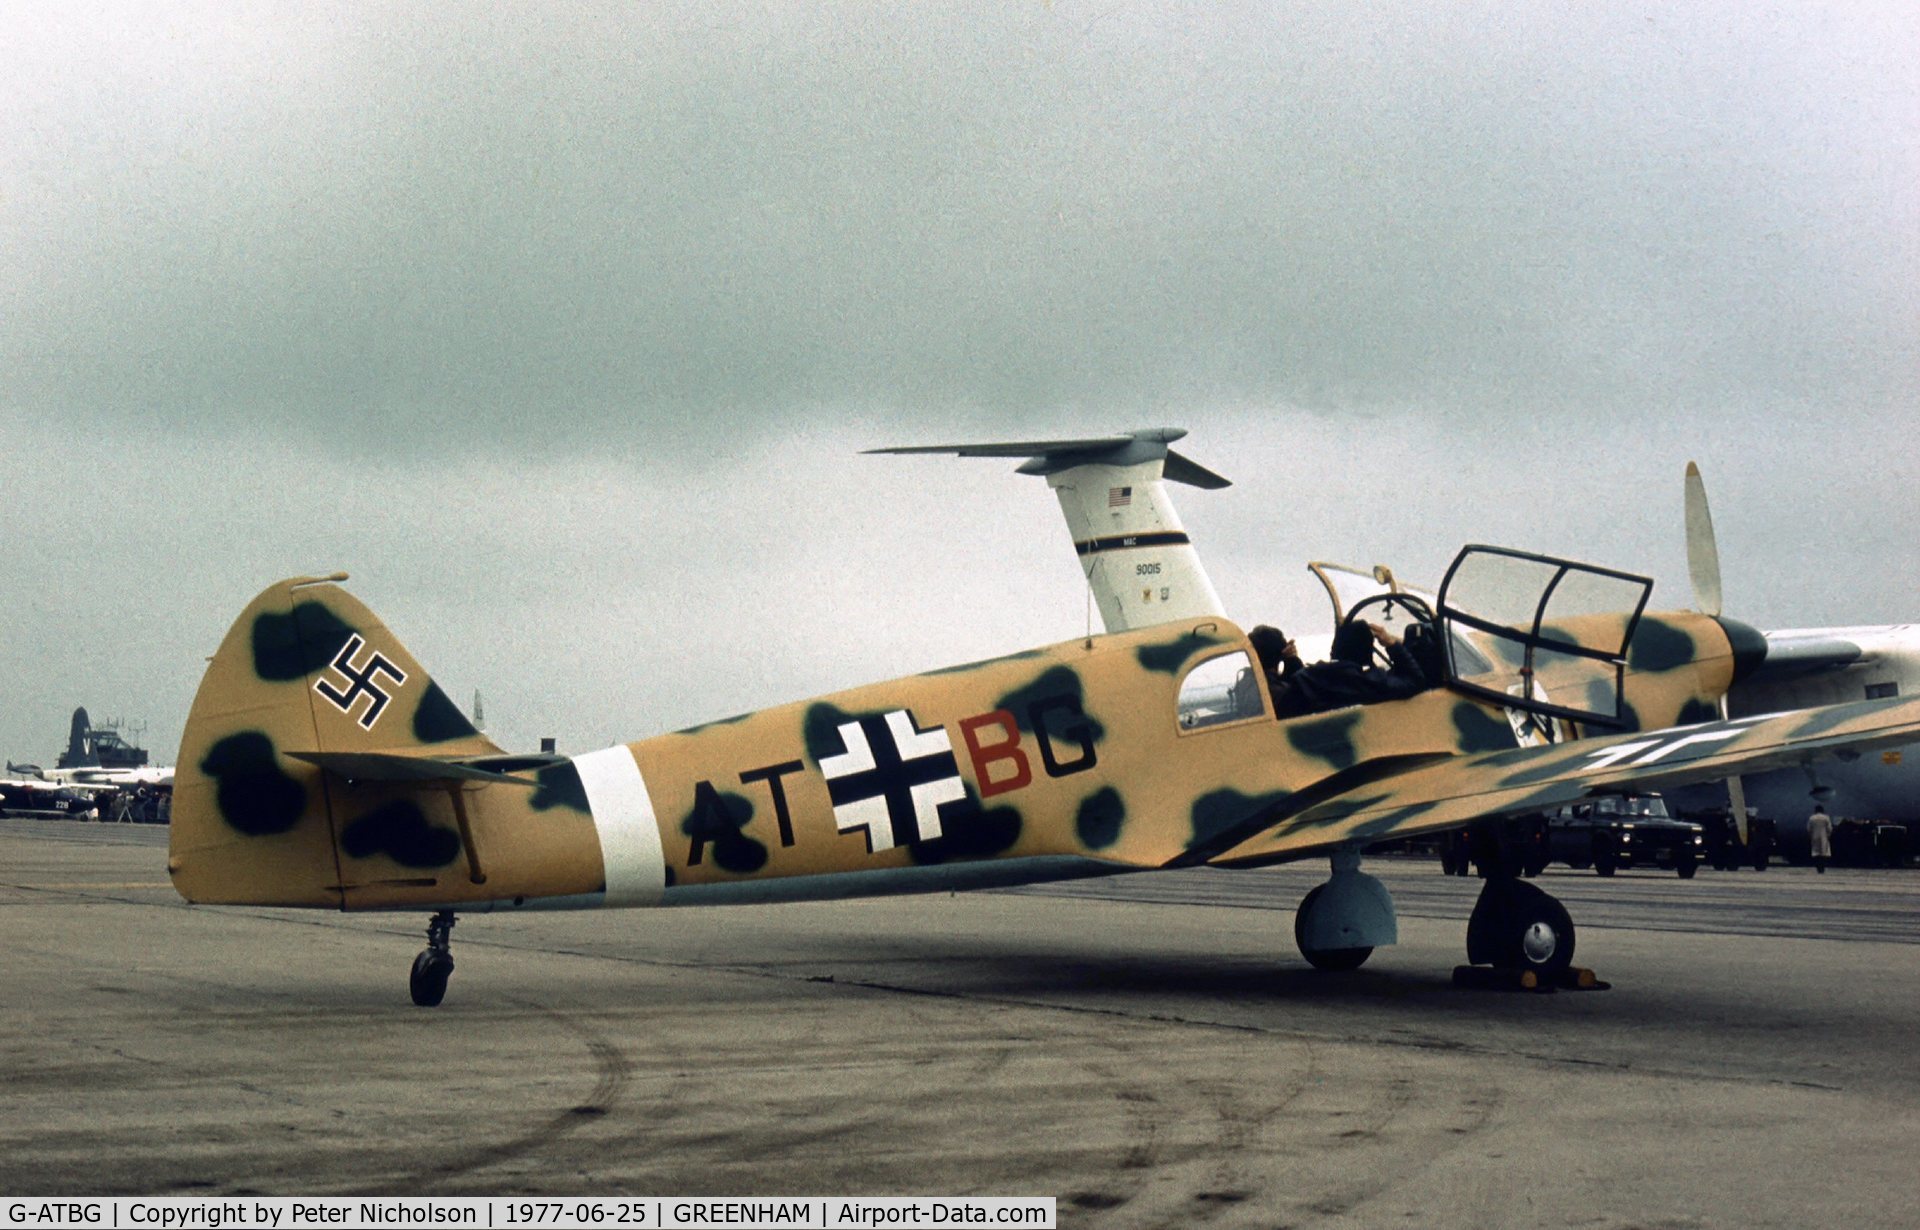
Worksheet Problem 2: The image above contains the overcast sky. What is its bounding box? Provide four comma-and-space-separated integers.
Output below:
4, 2, 1916, 766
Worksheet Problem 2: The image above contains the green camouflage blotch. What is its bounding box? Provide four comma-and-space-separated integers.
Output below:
251, 602, 358, 682
995, 666, 1106, 742
1538, 623, 1582, 648
1582, 677, 1617, 715
1452, 703, 1515, 753
1075, 787, 1126, 849
681, 787, 768, 874
1675, 697, 1719, 726
1350, 802, 1441, 841
803, 703, 867, 763
1496, 745, 1602, 788
530, 762, 590, 813
1135, 630, 1230, 676
673, 711, 753, 736
1189, 788, 1290, 852
910, 791, 1022, 865
200, 731, 307, 836
1481, 635, 1527, 670
1627, 618, 1695, 673
340, 799, 460, 868
412, 681, 480, 743
1294, 791, 1393, 830
1286, 711, 1364, 771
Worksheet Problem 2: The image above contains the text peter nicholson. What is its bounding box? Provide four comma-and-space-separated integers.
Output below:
3, 1197, 1056, 1230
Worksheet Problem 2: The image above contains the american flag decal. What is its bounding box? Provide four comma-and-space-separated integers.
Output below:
1108, 486, 1132, 508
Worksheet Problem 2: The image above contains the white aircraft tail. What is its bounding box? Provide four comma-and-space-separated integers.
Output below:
868, 428, 1228, 633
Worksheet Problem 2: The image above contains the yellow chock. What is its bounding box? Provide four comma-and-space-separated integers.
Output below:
1553, 966, 1611, 991
1452, 964, 1549, 992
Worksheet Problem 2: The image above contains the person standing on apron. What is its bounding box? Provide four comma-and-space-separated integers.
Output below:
1808, 805, 1834, 874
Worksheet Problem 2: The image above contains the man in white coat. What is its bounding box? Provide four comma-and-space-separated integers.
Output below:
1807, 805, 1834, 874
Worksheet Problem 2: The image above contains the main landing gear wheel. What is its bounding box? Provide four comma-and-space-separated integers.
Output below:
1293, 884, 1374, 972
1466, 877, 1576, 978
410, 910, 456, 1008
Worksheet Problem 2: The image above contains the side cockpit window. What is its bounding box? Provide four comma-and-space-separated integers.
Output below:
1177, 651, 1265, 731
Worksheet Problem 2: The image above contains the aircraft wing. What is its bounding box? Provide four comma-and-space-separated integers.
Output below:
1195, 696, 1920, 868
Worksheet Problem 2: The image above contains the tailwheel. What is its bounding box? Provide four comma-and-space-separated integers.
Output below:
410, 910, 457, 1008
1293, 885, 1373, 971
1292, 850, 1397, 972
1466, 877, 1575, 978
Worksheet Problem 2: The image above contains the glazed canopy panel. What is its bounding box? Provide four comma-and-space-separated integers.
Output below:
1438, 546, 1654, 728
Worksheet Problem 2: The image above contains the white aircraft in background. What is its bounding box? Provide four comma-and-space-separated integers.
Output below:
9, 708, 174, 788
23, 763, 175, 788
1667, 464, 1920, 857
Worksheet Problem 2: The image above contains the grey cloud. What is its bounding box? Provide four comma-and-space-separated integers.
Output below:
5, 3, 1915, 454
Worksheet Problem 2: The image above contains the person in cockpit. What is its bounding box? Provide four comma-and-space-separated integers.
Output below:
1273, 620, 1428, 718
1248, 625, 1303, 695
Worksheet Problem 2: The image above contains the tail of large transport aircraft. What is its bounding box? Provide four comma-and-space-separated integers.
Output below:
868, 427, 1230, 634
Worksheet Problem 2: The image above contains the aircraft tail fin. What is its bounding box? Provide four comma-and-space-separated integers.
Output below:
169, 574, 502, 906
64, 708, 90, 766
868, 427, 1229, 633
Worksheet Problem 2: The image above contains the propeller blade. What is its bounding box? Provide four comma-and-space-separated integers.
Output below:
1726, 770, 1750, 845
1691, 468, 1753, 845
1684, 461, 1723, 617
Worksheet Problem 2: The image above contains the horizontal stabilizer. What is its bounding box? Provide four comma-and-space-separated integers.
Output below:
868, 433, 1145, 458
283, 750, 536, 788
867, 427, 1229, 490
1161, 450, 1231, 490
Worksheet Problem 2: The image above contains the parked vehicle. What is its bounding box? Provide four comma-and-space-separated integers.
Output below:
1546, 792, 1705, 877
1688, 805, 1775, 870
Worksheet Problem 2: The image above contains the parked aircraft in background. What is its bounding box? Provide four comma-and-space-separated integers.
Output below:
168, 429, 1920, 1005
1667, 464, 1920, 858
13, 708, 175, 788
0, 770, 99, 818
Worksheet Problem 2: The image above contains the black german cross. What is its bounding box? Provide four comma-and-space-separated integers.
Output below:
313, 634, 409, 730
821, 710, 964, 852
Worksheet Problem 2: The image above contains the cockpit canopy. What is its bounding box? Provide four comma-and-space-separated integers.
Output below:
1435, 545, 1653, 728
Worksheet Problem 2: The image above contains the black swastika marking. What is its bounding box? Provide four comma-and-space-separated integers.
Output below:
314, 634, 409, 730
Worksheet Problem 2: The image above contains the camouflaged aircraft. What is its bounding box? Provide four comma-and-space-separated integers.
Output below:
169, 429, 1920, 1005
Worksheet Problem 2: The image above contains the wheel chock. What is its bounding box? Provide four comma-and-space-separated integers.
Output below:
1450, 964, 1611, 992
1451, 964, 1548, 992
1552, 966, 1611, 991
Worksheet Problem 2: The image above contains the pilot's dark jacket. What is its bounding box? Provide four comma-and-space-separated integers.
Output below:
1273, 637, 1427, 719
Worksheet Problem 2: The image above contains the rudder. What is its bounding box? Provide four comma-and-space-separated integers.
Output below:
169, 574, 500, 906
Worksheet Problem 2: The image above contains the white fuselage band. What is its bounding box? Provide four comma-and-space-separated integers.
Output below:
571, 745, 665, 908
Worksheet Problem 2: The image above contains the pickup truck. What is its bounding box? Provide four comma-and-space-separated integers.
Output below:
1545, 792, 1706, 878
